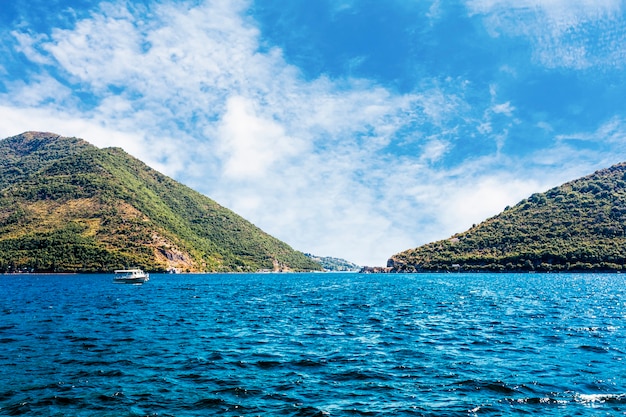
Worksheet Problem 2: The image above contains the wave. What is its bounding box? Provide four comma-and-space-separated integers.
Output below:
576, 393, 626, 404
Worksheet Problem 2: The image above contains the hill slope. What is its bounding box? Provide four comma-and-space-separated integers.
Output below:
0, 132, 322, 273
389, 162, 626, 272
304, 253, 361, 272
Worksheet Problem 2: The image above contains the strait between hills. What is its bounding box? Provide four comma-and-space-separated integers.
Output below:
389, 162, 626, 273
0, 132, 322, 273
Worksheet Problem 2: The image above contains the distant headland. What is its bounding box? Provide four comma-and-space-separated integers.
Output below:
383, 162, 626, 273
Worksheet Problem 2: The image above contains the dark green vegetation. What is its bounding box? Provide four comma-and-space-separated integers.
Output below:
0, 132, 322, 273
304, 253, 361, 272
390, 162, 626, 272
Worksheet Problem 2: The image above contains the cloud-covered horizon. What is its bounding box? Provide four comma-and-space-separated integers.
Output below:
1, 0, 625, 265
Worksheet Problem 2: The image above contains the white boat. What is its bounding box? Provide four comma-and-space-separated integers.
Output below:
113, 268, 149, 284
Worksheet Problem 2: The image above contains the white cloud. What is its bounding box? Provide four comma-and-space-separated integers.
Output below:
217, 96, 306, 180
1, 0, 435, 265
3, 75, 72, 107
556, 116, 626, 148
0, 104, 147, 157
438, 175, 543, 231
427, 0, 443, 20
1, 0, 625, 266
46, 18, 140, 87
492, 101, 514, 116
466, 0, 626, 69
11, 112, 191, 179
536, 121, 553, 132
420, 139, 450, 163
11, 31, 53, 65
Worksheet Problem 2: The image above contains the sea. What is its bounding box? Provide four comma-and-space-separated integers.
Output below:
0, 272, 625, 416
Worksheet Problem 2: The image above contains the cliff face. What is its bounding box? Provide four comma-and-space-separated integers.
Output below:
0, 132, 322, 273
389, 162, 626, 273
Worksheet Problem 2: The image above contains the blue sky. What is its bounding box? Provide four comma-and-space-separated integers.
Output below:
1, 0, 626, 266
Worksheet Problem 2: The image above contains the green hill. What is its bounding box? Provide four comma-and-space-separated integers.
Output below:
0, 132, 322, 273
389, 162, 626, 272
304, 253, 361, 272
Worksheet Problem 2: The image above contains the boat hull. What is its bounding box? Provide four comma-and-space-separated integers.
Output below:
113, 277, 149, 284
113, 269, 149, 284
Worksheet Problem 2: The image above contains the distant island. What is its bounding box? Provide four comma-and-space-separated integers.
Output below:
386, 162, 626, 273
304, 253, 361, 272
0, 132, 322, 273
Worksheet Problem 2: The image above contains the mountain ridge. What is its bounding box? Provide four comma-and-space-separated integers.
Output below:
0, 132, 322, 273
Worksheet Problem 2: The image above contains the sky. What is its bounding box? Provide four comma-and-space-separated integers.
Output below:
1, 0, 626, 266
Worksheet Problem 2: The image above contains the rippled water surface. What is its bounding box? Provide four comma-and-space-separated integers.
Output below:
1, 273, 625, 416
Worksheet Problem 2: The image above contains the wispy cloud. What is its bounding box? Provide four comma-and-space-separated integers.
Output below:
217, 95, 306, 180
0, 0, 625, 265
465, 0, 626, 69
0, 0, 437, 264
556, 116, 626, 148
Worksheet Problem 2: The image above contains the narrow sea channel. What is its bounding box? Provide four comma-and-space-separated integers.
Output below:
0, 272, 625, 416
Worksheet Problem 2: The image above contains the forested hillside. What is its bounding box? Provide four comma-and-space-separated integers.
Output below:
389, 162, 626, 272
0, 132, 322, 273
304, 253, 361, 271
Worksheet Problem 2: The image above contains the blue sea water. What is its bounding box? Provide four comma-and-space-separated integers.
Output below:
0, 273, 625, 416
